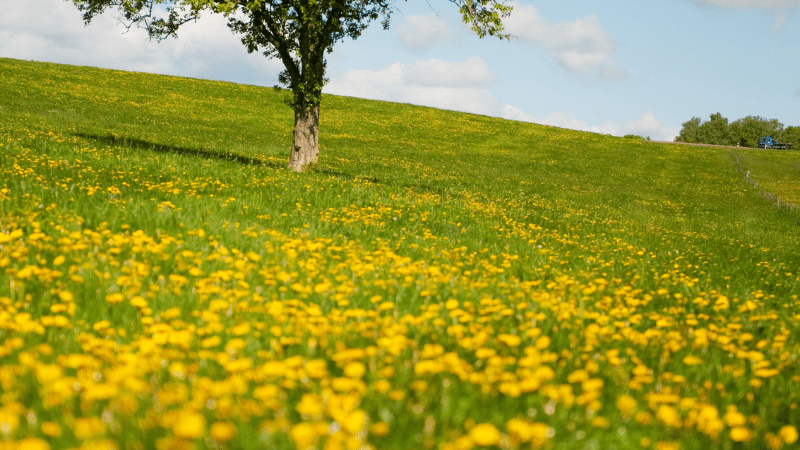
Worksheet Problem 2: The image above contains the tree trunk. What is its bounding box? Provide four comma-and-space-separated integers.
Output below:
287, 99, 320, 172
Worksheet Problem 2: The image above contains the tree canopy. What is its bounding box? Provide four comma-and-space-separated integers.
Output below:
676, 113, 796, 148
70, 0, 512, 171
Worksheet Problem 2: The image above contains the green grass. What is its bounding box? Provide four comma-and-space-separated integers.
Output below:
1, 57, 799, 450
731, 148, 800, 207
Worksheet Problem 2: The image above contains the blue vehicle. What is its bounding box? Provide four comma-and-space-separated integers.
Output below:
757, 136, 792, 149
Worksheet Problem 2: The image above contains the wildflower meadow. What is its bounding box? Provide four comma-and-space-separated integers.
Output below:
1, 58, 799, 450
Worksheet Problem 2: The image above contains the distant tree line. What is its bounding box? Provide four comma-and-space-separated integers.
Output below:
676, 113, 800, 147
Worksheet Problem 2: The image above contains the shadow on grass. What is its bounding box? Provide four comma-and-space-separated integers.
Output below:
315, 167, 381, 184
74, 132, 285, 169
76, 131, 449, 196
315, 167, 454, 197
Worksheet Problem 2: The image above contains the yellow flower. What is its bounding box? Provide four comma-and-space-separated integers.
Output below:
534, 335, 551, 350
105, 293, 124, 304
592, 417, 610, 428
378, 301, 395, 311
343, 361, 366, 378
506, 418, 532, 443
723, 406, 746, 427
375, 379, 391, 393
678, 398, 697, 410
210, 422, 236, 442
656, 405, 682, 428
371, 422, 390, 437
730, 427, 752, 442
682, 356, 703, 365
497, 334, 522, 347
231, 322, 251, 336
0, 228, 22, 243
567, 369, 589, 383
342, 409, 367, 435
780, 425, 799, 444
77, 440, 119, 450
616, 395, 637, 418
16, 438, 50, 450
173, 411, 206, 439
530, 423, 550, 447
290, 422, 320, 450
0, 408, 20, 434
201, 336, 221, 348
41, 421, 62, 437
411, 380, 428, 393
695, 405, 723, 439
765, 432, 784, 450
74, 417, 105, 440
469, 423, 501, 446
656, 441, 680, 450
296, 393, 324, 419
304, 359, 328, 378
635, 411, 653, 425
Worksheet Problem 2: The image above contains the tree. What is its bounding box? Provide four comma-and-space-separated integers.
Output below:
676, 116, 702, 143
697, 112, 731, 146
779, 125, 800, 147
676, 113, 732, 145
729, 116, 783, 148
69, 0, 512, 171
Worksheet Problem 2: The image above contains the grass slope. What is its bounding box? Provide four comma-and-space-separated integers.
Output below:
1, 57, 799, 450
732, 148, 800, 207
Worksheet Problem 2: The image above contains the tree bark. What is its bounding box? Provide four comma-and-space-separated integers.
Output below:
288, 101, 320, 172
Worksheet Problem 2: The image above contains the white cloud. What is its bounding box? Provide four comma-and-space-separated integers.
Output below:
531, 111, 617, 135
500, 105, 538, 123
325, 57, 503, 116
396, 15, 456, 53
0, 0, 283, 85
773, 13, 789, 31
502, 107, 605, 133
503, 3, 628, 81
403, 58, 498, 88
501, 108, 678, 141
327, 57, 677, 141
618, 112, 680, 141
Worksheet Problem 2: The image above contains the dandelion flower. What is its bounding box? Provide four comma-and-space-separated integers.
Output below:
469, 423, 501, 446
780, 425, 799, 444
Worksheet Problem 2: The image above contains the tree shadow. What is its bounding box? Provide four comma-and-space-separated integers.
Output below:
315, 167, 381, 185
73, 132, 450, 194
74, 132, 285, 169
314, 167, 450, 196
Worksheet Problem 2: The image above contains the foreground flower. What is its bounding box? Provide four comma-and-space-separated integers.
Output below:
470, 423, 501, 446
780, 425, 799, 444
173, 411, 206, 440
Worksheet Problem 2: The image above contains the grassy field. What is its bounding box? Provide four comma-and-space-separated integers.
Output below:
730, 148, 800, 208
1, 57, 799, 450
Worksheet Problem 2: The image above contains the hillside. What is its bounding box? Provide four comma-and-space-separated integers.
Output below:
1, 57, 799, 450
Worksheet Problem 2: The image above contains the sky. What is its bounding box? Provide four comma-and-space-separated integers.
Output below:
1, 0, 799, 141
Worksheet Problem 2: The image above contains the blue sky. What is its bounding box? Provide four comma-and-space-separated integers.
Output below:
1, 0, 799, 140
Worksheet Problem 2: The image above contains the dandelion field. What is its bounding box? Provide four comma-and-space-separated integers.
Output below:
1, 57, 799, 450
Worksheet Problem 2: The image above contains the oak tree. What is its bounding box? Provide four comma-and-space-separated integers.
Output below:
70, 0, 512, 171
